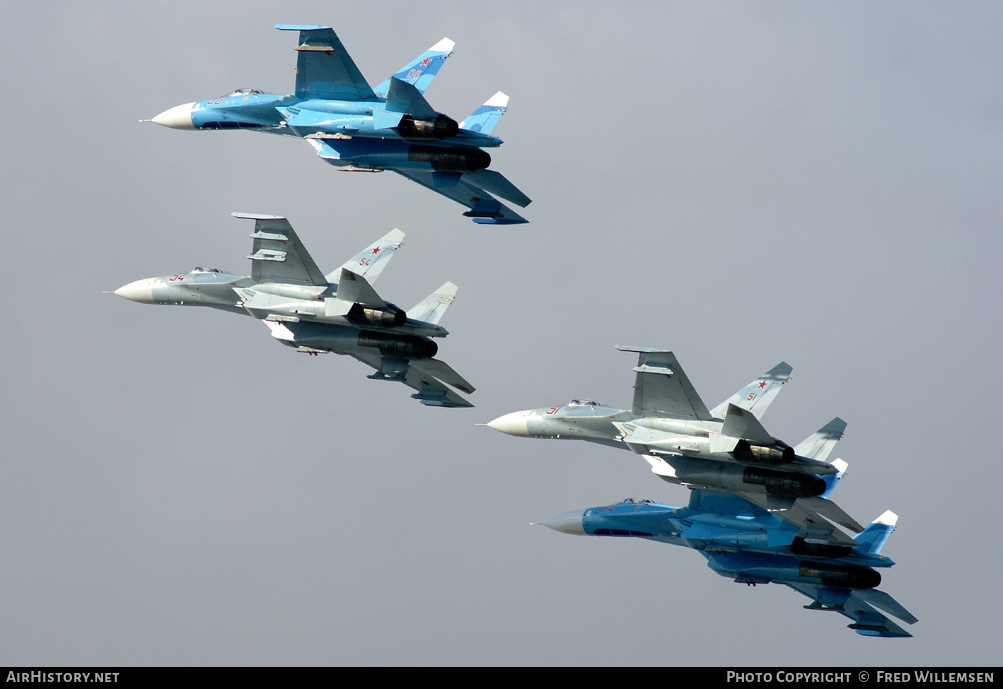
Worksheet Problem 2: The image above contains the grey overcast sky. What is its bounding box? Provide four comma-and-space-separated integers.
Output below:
2, 0, 1000, 666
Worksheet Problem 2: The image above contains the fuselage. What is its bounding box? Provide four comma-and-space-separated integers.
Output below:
543, 498, 892, 577
488, 401, 836, 498
114, 268, 447, 358
488, 401, 739, 445
153, 89, 503, 148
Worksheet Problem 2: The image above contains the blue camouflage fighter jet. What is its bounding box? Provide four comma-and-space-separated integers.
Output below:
540, 491, 917, 638
150, 25, 531, 225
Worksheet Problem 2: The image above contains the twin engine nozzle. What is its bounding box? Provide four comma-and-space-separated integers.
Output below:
348, 303, 407, 328
397, 114, 458, 140
732, 438, 795, 465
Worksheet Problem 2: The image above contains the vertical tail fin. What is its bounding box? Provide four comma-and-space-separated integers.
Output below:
795, 417, 846, 462
373, 38, 455, 98
459, 92, 509, 136
709, 362, 793, 420
798, 418, 848, 499
820, 458, 848, 499
854, 510, 898, 555
327, 229, 404, 284
409, 282, 457, 325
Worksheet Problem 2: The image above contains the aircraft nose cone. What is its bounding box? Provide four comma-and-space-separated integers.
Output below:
486, 410, 531, 437
151, 102, 196, 129
114, 278, 158, 304
537, 510, 586, 536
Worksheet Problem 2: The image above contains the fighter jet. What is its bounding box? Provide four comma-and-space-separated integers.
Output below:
150, 25, 530, 225
113, 213, 475, 407
539, 491, 917, 637
488, 347, 865, 541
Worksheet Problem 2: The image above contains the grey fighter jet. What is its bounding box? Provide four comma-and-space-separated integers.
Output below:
489, 347, 864, 542
114, 213, 475, 407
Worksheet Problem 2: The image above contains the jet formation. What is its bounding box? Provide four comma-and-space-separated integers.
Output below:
489, 347, 865, 543
114, 213, 475, 407
150, 25, 531, 225
135, 23, 911, 639
489, 346, 916, 635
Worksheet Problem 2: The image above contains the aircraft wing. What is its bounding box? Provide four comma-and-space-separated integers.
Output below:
615, 347, 714, 421
234, 213, 327, 287
335, 269, 388, 308
275, 25, 377, 101
349, 350, 474, 407
392, 169, 530, 225
719, 403, 775, 444
783, 582, 916, 638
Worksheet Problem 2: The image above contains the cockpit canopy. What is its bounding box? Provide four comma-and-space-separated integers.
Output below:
190, 266, 222, 274
616, 498, 656, 506
567, 399, 603, 408
218, 88, 265, 98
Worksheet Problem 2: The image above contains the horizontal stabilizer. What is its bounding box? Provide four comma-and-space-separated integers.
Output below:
410, 357, 476, 395
329, 228, 404, 284
336, 269, 387, 307
346, 350, 473, 408
855, 588, 918, 625
324, 298, 353, 318
786, 582, 914, 637
409, 281, 457, 325
385, 77, 438, 118
720, 403, 774, 444
404, 363, 473, 407
708, 432, 738, 454
432, 171, 462, 189
392, 169, 529, 224
464, 170, 532, 208
459, 92, 509, 136
372, 109, 404, 131
738, 492, 860, 546
802, 495, 865, 534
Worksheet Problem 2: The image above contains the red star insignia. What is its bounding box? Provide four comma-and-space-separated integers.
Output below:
420, 57, 432, 67
758, 381, 767, 389
372, 247, 381, 255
